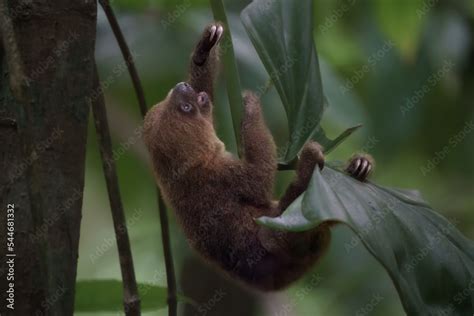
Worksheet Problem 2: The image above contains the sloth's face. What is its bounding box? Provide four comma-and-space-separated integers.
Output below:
167, 82, 212, 120
143, 82, 223, 170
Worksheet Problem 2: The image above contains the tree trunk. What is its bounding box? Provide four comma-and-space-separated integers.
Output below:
0, 1, 97, 315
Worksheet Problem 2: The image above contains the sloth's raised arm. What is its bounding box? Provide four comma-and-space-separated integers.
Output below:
187, 22, 223, 102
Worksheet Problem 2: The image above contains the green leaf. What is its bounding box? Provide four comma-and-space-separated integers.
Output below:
313, 125, 362, 155
257, 167, 474, 315
75, 279, 168, 312
242, 0, 326, 163
210, 0, 244, 157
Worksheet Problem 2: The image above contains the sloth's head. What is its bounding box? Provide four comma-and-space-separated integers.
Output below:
166, 82, 214, 121
143, 82, 225, 176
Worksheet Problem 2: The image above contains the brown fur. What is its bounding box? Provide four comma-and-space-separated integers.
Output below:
143, 23, 373, 291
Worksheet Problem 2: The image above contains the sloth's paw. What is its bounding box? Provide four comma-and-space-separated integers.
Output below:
346, 154, 374, 182
301, 141, 325, 171
201, 22, 224, 52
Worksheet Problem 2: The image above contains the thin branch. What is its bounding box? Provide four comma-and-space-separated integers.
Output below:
98, 1, 178, 315
157, 195, 177, 316
98, 0, 147, 117
91, 65, 141, 316
277, 160, 298, 171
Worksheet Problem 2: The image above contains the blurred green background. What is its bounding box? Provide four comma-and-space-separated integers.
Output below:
76, 0, 474, 315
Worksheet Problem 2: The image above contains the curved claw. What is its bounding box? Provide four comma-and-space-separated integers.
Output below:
349, 158, 361, 174
216, 25, 224, 42
361, 164, 372, 180
318, 159, 325, 171
209, 25, 217, 42
356, 160, 368, 178
204, 23, 224, 50
346, 154, 374, 182
193, 23, 225, 65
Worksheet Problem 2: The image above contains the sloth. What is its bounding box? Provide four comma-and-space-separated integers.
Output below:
143, 23, 374, 291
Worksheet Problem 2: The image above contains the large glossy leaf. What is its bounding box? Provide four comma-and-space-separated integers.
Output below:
241, 0, 327, 163
257, 166, 474, 315
211, 0, 245, 156
313, 124, 362, 155
75, 280, 168, 312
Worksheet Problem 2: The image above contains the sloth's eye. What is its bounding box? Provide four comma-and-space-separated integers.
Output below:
180, 103, 193, 113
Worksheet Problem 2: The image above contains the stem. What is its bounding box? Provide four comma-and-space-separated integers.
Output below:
98, 1, 178, 315
209, 1, 296, 169
210, 0, 244, 157
158, 196, 177, 316
91, 65, 141, 316
277, 160, 298, 171
98, 0, 147, 117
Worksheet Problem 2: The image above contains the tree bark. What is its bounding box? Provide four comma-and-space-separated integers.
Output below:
0, 0, 97, 315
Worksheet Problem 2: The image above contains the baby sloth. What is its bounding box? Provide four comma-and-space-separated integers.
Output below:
143, 23, 374, 291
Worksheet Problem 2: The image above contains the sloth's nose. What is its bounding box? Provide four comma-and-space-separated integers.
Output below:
174, 82, 193, 93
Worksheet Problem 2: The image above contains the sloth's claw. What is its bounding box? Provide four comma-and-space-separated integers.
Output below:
346, 154, 374, 182
216, 25, 224, 42
203, 23, 224, 51
193, 23, 224, 65
209, 25, 217, 42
